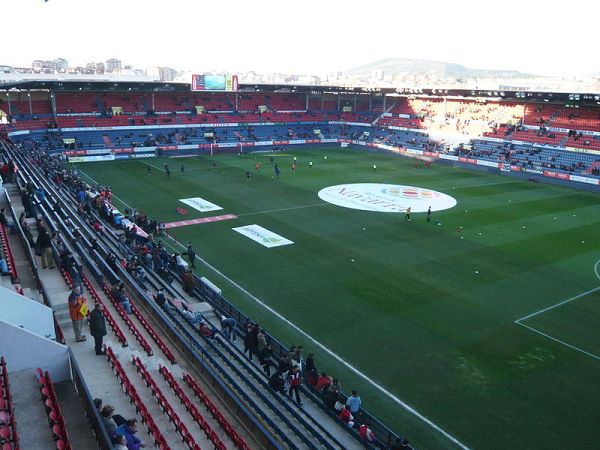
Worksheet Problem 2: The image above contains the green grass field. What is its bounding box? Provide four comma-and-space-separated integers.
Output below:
74, 147, 600, 450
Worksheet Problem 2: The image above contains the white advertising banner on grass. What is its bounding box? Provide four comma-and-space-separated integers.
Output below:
179, 197, 222, 213
232, 225, 294, 248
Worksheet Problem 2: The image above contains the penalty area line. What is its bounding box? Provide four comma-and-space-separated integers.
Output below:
515, 259, 600, 323
163, 233, 472, 450
514, 286, 600, 323
514, 321, 600, 361
514, 259, 600, 361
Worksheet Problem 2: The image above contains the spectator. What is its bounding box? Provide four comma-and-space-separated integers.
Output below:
69, 265, 83, 291
93, 398, 103, 411
181, 269, 196, 295
220, 315, 237, 342
113, 434, 128, 450
174, 252, 187, 272
390, 438, 411, 450
243, 323, 258, 360
257, 329, 267, 356
324, 387, 339, 410
186, 242, 196, 268
101, 405, 118, 438
0, 257, 10, 276
305, 353, 317, 384
315, 373, 332, 393
359, 422, 378, 445
112, 283, 132, 314
0, 207, 11, 230
346, 390, 362, 414
327, 378, 341, 395
36, 228, 54, 269
323, 378, 341, 409
115, 419, 146, 450
68, 286, 88, 342
182, 308, 204, 326
89, 302, 107, 355
287, 366, 303, 406
154, 288, 167, 308
260, 344, 273, 377
339, 405, 355, 428
268, 371, 285, 394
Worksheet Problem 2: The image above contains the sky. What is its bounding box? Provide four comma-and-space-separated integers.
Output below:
2, 0, 598, 77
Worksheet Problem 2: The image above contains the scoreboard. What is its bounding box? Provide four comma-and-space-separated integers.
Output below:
191, 74, 238, 92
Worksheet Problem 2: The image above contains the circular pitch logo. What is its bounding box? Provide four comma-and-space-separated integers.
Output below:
318, 183, 457, 213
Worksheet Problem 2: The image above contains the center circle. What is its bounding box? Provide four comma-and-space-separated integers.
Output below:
318, 183, 457, 213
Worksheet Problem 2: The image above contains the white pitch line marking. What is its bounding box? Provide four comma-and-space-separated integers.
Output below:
515, 322, 600, 361
237, 203, 329, 217
514, 286, 600, 323
514, 259, 600, 361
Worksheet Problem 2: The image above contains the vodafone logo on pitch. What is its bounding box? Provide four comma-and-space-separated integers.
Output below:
318, 183, 457, 213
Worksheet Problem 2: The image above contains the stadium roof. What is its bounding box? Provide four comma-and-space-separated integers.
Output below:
0, 79, 599, 105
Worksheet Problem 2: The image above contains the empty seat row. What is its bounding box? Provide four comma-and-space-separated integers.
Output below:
159, 366, 228, 450
104, 347, 170, 449
0, 357, 19, 450
0, 224, 18, 283
102, 283, 154, 356
182, 373, 251, 450
131, 356, 200, 450
35, 368, 71, 450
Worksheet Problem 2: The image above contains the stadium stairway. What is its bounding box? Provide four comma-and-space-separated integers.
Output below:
9, 369, 57, 450
0, 184, 39, 300
51, 379, 101, 449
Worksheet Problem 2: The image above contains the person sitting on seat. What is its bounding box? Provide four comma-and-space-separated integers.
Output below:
182, 308, 204, 325
339, 405, 355, 428
115, 419, 146, 450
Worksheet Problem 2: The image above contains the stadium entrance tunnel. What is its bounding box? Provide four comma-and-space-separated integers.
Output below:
318, 183, 457, 213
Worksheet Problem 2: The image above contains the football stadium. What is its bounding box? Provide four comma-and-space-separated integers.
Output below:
0, 2, 599, 450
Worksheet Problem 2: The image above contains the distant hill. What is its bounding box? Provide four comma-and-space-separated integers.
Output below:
348, 58, 536, 79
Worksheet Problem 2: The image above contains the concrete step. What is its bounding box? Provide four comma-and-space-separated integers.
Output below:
53, 380, 100, 450
9, 369, 56, 450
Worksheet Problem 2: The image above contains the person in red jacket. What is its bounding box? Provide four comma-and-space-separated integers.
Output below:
315, 373, 332, 393
339, 405, 354, 428
359, 422, 378, 444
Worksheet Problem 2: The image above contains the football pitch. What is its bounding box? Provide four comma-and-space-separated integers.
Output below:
74, 147, 600, 450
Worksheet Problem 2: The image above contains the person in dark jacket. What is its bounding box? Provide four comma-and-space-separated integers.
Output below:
268, 371, 285, 394
36, 229, 54, 269
89, 302, 107, 355
186, 242, 196, 268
